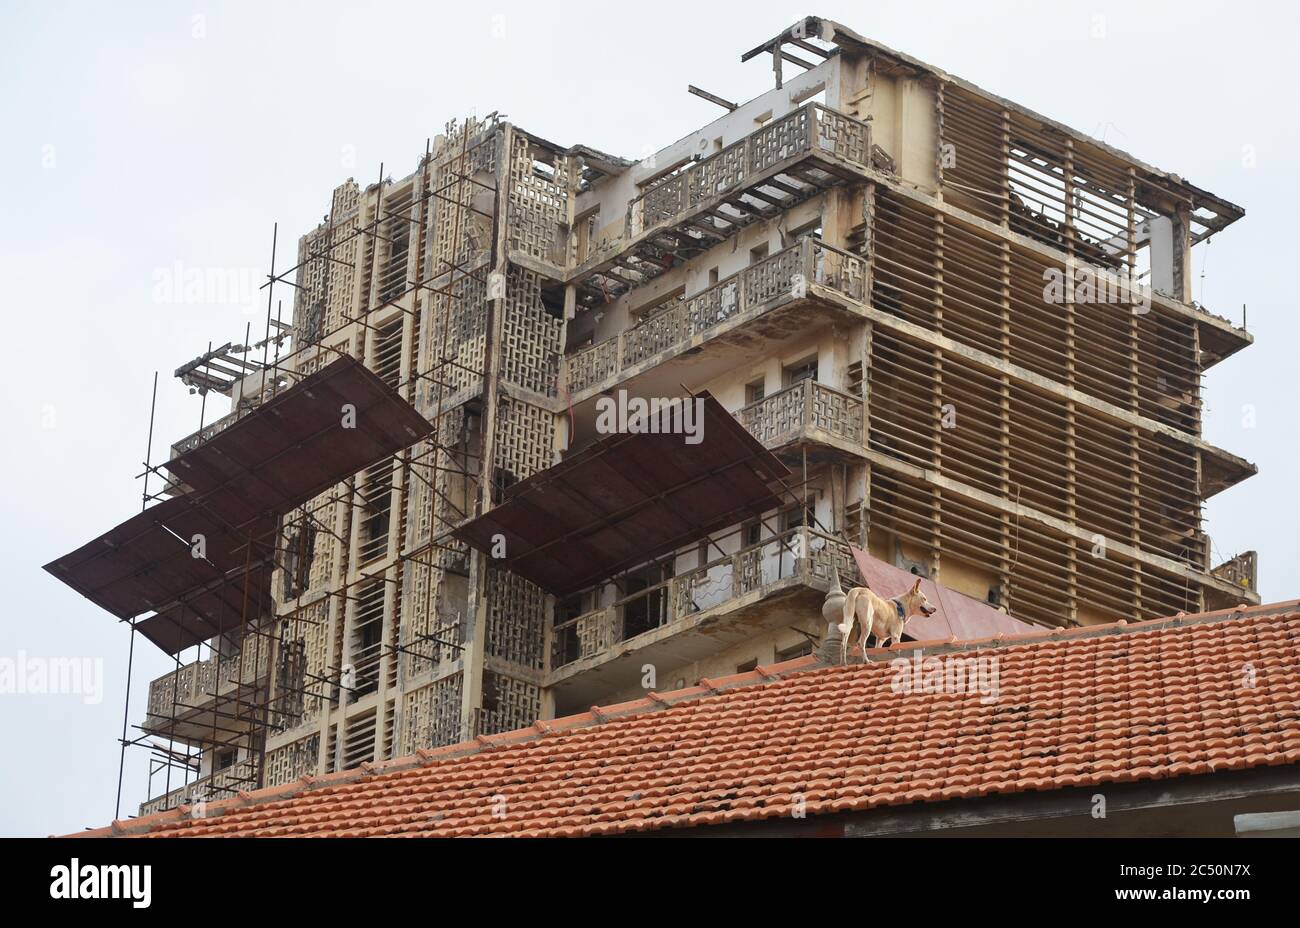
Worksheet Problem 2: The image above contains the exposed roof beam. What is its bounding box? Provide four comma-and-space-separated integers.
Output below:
687, 85, 738, 112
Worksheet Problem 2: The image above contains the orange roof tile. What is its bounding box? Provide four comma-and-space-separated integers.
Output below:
74, 601, 1300, 838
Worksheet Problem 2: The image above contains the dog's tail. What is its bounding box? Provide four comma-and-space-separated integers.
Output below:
838, 588, 859, 635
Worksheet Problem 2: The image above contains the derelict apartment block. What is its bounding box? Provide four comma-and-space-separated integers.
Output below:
46, 18, 1256, 815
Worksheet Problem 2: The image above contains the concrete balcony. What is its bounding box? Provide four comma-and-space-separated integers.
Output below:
143, 637, 270, 744
138, 759, 257, 817
166, 371, 289, 464
571, 102, 871, 299
162, 408, 249, 495
169, 407, 246, 459
565, 237, 867, 403
627, 104, 869, 236
738, 378, 865, 463
546, 527, 854, 711
1205, 550, 1259, 612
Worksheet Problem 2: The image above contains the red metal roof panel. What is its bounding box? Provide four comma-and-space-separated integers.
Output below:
43, 495, 275, 623
163, 355, 432, 526
849, 546, 1038, 641
455, 393, 791, 595
46, 355, 431, 653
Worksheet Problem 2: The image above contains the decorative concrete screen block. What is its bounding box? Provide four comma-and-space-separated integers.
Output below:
551, 607, 617, 667
501, 268, 563, 396
475, 671, 541, 737
271, 601, 331, 730
742, 243, 802, 305
146, 671, 176, 718
642, 172, 687, 228
690, 141, 747, 204
566, 337, 620, 394
493, 399, 553, 487
264, 734, 320, 788
399, 564, 462, 680
508, 133, 570, 266
685, 279, 737, 333
815, 106, 870, 165
293, 180, 360, 346
736, 543, 765, 594
749, 107, 812, 173
171, 407, 246, 456
305, 601, 333, 721
741, 381, 807, 445
421, 271, 488, 398
485, 568, 546, 670
137, 759, 259, 817
303, 489, 341, 593
624, 300, 688, 366
812, 241, 866, 300
576, 608, 616, 656
272, 637, 306, 731
811, 381, 864, 442
431, 120, 498, 273
405, 439, 435, 551
400, 673, 463, 755
405, 407, 472, 563
809, 534, 857, 584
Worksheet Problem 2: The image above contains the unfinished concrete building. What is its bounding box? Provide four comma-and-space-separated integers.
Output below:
45, 17, 1257, 817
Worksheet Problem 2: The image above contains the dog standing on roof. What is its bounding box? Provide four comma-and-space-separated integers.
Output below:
838, 578, 937, 664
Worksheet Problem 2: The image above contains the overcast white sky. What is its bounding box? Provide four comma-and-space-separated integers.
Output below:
1, 0, 1295, 837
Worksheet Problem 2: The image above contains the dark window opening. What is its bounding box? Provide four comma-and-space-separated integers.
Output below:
555, 593, 587, 624
622, 560, 673, 639
350, 582, 386, 699
781, 505, 815, 531
282, 523, 317, 599
358, 457, 394, 565
540, 284, 566, 320
783, 355, 818, 387
776, 640, 814, 662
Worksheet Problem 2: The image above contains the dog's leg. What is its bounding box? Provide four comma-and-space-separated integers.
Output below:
839, 589, 859, 666
859, 600, 875, 660
839, 594, 852, 666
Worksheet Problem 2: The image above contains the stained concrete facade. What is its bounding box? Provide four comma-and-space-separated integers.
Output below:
137, 17, 1256, 815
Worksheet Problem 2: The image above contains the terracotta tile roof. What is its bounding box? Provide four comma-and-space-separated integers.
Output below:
75, 601, 1300, 838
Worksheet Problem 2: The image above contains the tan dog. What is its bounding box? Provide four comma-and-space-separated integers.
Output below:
838, 578, 937, 664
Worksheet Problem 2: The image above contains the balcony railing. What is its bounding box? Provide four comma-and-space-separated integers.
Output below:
550, 526, 854, 670
1211, 549, 1257, 594
138, 759, 257, 817
738, 379, 864, 451
565, 238, 866, 395
169, 378, 288, 458
170, 407, 246, 457
146, 635, 271, 720
626, 103, 871, 238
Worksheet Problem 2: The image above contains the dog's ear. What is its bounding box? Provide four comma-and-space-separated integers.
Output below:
911, 578, 922, 594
